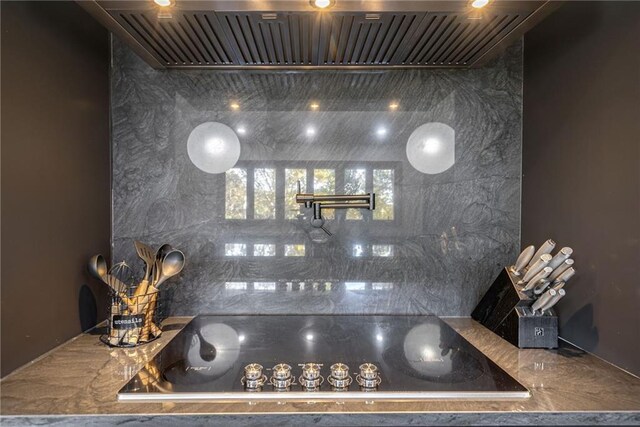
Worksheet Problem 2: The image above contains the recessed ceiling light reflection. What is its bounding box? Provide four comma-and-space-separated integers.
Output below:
471, 0, 489, 8
310, 0, 335, 9
306, 333, 314, 341
154, 0, 173, 6
236, 126, 246, 135
376, 334, 384, 342
230, 102, 240, 110
306, 126, 316, 137
310, 102, 320, 110
238, 334, 246, 342
389, 102, 399, 110
376, 126, 388, 137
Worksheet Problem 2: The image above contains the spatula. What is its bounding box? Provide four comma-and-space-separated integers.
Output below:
134, 241, 156, 282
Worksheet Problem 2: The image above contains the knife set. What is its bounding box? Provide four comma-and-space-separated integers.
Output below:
88, 241, 185, 347
472, 239, 577, 349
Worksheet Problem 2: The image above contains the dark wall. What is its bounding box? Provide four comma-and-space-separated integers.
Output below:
1, 2, 111, 377
523, 2, 640, 375
111, 38, 523, 317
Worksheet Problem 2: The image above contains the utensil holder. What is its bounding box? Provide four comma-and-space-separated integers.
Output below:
472, 268, 558, 349
101, 288, 163, 347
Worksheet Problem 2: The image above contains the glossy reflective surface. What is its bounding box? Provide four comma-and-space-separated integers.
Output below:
111, 38, 523, 316
3, 317, 640, 425
119, 315, 528, 399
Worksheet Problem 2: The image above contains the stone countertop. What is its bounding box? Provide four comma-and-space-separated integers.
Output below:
1, 317, 639, 426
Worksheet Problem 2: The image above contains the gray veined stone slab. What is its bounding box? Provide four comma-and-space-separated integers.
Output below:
111, 36, 523, 317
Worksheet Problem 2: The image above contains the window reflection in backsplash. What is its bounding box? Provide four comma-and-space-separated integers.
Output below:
254, 168, 276, 219
345, 168, 366, 220
223, 281, 396, 294
224, 162, 396, 224
225, 168, 247, 219
285, 169, 306, 219
284, 244, 305, 257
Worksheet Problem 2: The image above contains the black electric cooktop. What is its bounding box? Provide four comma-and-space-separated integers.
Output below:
119, 315, 528, 401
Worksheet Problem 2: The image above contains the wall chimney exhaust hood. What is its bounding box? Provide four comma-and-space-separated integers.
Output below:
80, 0, 559, 69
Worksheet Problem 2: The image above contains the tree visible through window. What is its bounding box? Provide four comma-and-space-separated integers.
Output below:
373, 169, 394, 220
345, 168, 366, 220
314, 169, 335, 219
285, 169, 306, 219
254, 168, 276, 219
284, 244, 306, 256
225, 168, 247, 219
225, 164, 395, 222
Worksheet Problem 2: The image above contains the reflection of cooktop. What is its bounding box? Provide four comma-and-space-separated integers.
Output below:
119, 315, 528, 401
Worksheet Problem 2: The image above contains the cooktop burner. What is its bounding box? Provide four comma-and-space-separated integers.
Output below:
118, 315, 528, 401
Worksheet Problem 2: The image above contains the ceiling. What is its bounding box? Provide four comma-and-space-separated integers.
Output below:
80, 0, 559, 69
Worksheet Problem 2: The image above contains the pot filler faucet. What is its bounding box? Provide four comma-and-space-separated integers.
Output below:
295, 181, 375, 236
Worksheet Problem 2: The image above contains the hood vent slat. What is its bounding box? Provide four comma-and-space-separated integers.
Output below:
108, 9, 532, 68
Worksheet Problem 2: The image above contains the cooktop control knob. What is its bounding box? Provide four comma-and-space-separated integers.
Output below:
330, 363, 349, 379
299, 363, 324, 390
328, 363, 352, 389
270, 363, 293, 389
244, 363, 263, 380
356, 363, 381, 389
301, 363, 322, 379
242, 363, 266, 390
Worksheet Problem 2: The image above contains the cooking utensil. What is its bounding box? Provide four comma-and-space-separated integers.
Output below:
541, 288, 566, 313
88, 255, 131, 302
135, 250, 185, 320
547, 247, 573, 270
527, 239, 556, 269
155, 249, 186, 288
153, 244, 173, 285
134, 241, 156, 282
532, 288, 557, 313
104, 274, 128, 293
88, 254, 108, 281
548, 259, 574, 281
553, 267, 576, 284
140, 244, 173, 342
523, 267, 553, 291
552, 281, 565, 292
511, 245, 535, 276
520, 254, 552, 283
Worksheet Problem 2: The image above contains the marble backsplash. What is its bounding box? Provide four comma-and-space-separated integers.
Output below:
111, 37, 522, 316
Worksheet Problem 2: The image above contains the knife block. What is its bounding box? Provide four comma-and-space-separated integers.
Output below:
472, 268, 558, 349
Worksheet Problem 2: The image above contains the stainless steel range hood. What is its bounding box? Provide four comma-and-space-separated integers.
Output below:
80, 0, 559, 69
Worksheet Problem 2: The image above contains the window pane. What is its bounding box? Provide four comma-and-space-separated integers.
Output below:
253, 244, 276, 256
352, 244, 365, 257
285, 169, 306, 219
284, 244, 306, 257
254, 282, 277, 291
373, 169, 394, 220
314, 169, 335, 219
372, 244, 394, 257
345, 168, 366, 220
225, 243, 246, 256
225, 168, 247, 219
254, 168, 276, 219
345, 282, 366, 291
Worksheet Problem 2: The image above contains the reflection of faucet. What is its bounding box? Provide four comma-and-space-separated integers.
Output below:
295, 181, 375, 236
